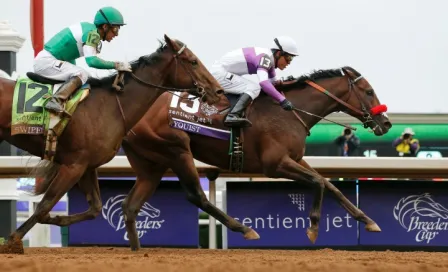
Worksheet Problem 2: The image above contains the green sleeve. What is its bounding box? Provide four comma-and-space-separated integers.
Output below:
82, 29, 115, 69
85, 56, 116, 69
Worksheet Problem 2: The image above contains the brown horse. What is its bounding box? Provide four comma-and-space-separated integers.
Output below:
0, 35, 222, 254
115, 66, 392, 250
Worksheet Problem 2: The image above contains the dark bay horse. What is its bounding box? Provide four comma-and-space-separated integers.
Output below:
115, 66, 392, 250
0, 35, 222, 254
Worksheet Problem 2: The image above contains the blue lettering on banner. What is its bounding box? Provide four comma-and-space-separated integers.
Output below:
68, 178, 199, 247
226, 181, 357, 247
359, 181, 448, 246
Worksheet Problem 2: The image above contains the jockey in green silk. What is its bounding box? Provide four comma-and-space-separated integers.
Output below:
33, 6, 132, 115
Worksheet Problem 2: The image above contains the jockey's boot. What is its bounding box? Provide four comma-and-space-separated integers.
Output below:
45, 76, 82, 117
224, 93, 253, 127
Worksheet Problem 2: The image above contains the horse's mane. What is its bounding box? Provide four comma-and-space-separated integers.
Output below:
279, 66, 361, 91
87, 39, 184, 88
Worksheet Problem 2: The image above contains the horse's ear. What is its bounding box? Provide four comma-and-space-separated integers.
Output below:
164, 34, 176, 50
164, 34, 171, 44
340, 67, 352, 78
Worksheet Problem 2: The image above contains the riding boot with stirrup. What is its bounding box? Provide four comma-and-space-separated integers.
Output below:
45, 76, 82, 117
224, 93, 253, 127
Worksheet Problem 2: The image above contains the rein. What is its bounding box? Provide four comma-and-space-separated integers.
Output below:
112, 44, 206, 98
113, 43, 206, 136
283, 70, 387, 136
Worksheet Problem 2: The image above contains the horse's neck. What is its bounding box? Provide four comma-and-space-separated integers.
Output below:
282, 79, 345, 128
117, 68, 167, 129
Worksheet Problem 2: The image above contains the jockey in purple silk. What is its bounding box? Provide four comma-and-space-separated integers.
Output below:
210, 36, 299, 127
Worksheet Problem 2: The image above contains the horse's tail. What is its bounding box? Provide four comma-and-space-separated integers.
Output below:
28, 160, 61, 196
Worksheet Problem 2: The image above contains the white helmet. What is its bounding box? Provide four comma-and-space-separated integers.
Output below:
402, 127, 415, 135
271, 36, 299, 56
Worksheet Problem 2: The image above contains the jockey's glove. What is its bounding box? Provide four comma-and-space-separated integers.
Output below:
115, 62, 132, 72
280, 99, 294, 111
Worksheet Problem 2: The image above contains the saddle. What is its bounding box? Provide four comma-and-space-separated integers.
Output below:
168, 92, 248, 172
11, 72, 90, 161
27, 72, 65, 85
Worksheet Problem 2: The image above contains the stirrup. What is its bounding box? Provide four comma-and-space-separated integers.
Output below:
45, 99, 63, 112
224, 116, 252, 127
45, 99, 72, 118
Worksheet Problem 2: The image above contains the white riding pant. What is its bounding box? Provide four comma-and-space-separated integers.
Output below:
210, 65, 261, 100
33, 50, 89, 84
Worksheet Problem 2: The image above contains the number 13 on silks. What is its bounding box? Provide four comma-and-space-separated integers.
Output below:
169, 91, 200, 114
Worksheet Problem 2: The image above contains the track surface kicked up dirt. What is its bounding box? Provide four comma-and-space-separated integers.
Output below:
1, 247, 447, 272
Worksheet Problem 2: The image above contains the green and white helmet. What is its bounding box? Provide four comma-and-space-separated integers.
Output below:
94, 7, 126, 26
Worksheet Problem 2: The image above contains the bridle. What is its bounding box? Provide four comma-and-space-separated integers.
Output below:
98, 8, 206, 100
284, 68, 387, 136
113, 42, 208, 135
112, 43, 206, 100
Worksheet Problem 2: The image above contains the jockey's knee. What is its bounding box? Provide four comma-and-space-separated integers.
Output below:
72, 70, 89, 85
246, 88, 260, 100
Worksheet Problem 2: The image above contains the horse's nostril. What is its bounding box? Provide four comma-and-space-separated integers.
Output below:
384, 121, 392, 129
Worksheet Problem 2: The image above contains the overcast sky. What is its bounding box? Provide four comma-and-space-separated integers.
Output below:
1, 0, 446, 113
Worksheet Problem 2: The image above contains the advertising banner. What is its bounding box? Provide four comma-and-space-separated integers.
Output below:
68, 178, 198, 247
359, 181, 448, 246
226, 181, 358, 247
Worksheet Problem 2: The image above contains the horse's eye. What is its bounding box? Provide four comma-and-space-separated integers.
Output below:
191, 60, 198, 66
366, 90, 374, 96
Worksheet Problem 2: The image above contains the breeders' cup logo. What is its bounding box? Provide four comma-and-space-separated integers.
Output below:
102, 195, 165, 241
393, 193, 448, 244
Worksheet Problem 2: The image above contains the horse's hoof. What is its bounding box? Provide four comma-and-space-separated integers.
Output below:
0, 236, 24, 254
306, 228, 318, 244
130, 244, 141, 252
243, 229, 260, 240
365, 222, 381, 232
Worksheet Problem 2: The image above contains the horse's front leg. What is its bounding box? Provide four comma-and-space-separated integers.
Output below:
299, 159, 381, 232
262, 155, 325, 244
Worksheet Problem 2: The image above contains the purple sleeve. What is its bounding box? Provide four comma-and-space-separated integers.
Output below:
260, 80, 285, 102
410, 140, 420, 152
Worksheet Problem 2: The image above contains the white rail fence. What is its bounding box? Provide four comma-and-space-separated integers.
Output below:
1, 156, 448, 248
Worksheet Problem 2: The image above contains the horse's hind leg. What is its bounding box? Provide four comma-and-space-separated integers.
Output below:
299, 159, 381, 232
121, 142, 166, 251
7, 163, 86, 252
170, 152, 259, 240
38, 169, 103, 226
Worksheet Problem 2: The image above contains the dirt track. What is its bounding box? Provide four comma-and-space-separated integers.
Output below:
1, 247, 448, 272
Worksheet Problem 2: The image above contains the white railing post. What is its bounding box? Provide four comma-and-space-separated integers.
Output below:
205, 169, 220, 249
